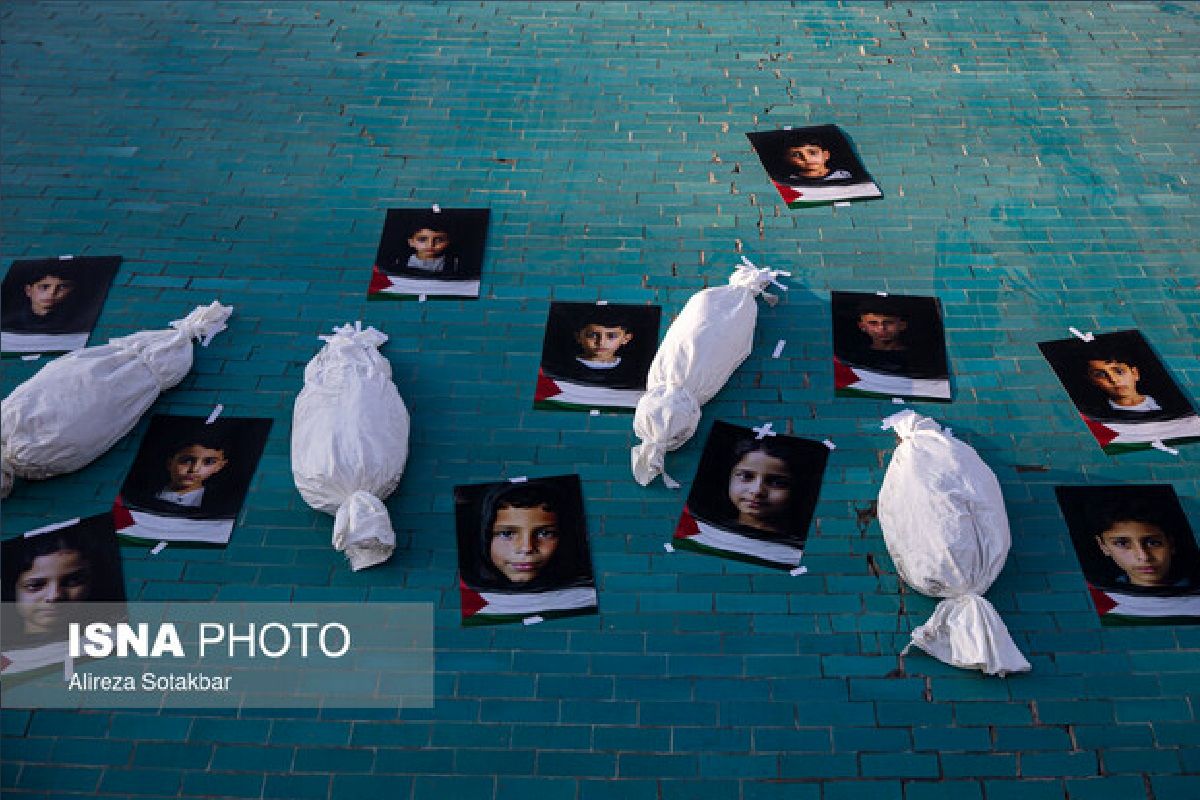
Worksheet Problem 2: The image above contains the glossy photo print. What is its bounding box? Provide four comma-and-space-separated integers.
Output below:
454, 475, 597, 626
367, 207, 490, 300
675, 421, 830, 570
746, 125, 882, 208
1055, 485, 1200, 626
113, 415, 273, 546
1038, 330, 1200, 454
1, 256, 122, 355
534, 302, 661, 413
1, 515, 127, 677
831, 291, 951, 402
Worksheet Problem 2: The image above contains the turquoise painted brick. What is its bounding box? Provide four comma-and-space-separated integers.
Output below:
823, 780, 904, 800
903, 781, 983, 800
578, 779, 660, 800
49, 737, 133, 766
331, 774, 415, 800
109, 714, 192, 742
97, 768, 182, 796
497, 776, 577, 800
861, 753, 939, 778
264, 774, 330, 799
13, 765, 100, 793
180, 771, 264, 799
132, 742, 211, 769
211, 745, 293, 772
1020, 751, 1099, 778
538, 752, 616, 778
1064, 776, 1152, 800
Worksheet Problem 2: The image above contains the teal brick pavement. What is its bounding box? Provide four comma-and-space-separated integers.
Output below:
2, 1, 1199, 798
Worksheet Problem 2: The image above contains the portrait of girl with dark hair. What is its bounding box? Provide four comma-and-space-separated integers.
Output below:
1056, 485, 1200, 625
1039, 330, 1200, 454
746, 125, 882, 208
1, 256, 122, 354
114, 415, 272, 546
454, 475, 597, 625
1, 514, 127, 675
831, 291, 952, 402
534, 301, 662, 412
675, 421, 830, 570
368, 207, 490, 300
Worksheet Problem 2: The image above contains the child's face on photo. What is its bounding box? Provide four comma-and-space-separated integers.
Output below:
166, 445, 229, 492
1095, 520, 1174, 587
786, 144, 832, 178
408, 228, 450, 260
858, 313, 907, 349
575, 324, 632, 362
489, 504, 560, 583
24, 275, 75, 316
728, 450, 793, 533
1086, 359, 1143, 406
15, 549, 92, 634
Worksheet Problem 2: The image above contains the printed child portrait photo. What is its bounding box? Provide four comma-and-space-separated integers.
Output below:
367, 207, 490, 300
1, 256, 122, 354
831, 291, 952, 402
454, 475, 597, 626
675, 421, 830, 570
113, 415, 273, 546
534, 302, 662, 412
1038, 330, 1200, 454
1055, 485, 1200, 626
746, 124, 882, 208
1, 515, 127, 676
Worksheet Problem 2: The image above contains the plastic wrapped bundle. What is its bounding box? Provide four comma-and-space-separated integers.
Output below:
1, 302, 233, 498
291, 323, 410, 571
877, 410, 1031, 677
632, 258, 788, 487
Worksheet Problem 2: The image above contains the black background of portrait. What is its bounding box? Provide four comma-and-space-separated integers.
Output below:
746, 125, 872, 186
0, 256, 122, 337
686, 420, 829, 548
831, 291, 950, 379
373, 207, 489, 281
1055, 484, 1200, 593
119, 415, 273, 520
454, 474, 595, 595
1038, 330, 1196, 423
539, 302, 661, 389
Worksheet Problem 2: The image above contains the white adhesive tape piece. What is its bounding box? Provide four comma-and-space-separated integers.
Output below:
891, 397, 905, 405
590, 409, 600, 416
1068, 326, 1095, 342
822, 439, 836, 450
522, 615, 544, 626
662, 472, 681, 490
21, 354, 40, 361
944, 427, 954, 438
205, 404, 224, 424
59, 254, 74, 260
834, 201, 851, 207
509, 476, 528, 484
432, 203, 442, 213
1152, 440, 1180, 456
596, 300, 609, 306
789, 566, 809, 576
151, 541, 168, 555
752, 422, 777, 440
64, 654, 74, 682
419, 294, 427, 302
24, 518, 82, 538
663, 543, 675, 553
772, 339, 786, 359
783, 125, 793, 130
875, 291, 888, 297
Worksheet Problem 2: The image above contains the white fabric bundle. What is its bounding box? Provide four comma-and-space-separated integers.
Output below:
877, 410, 1031, 676
0, 302, 233, 499
291, 323, 410, 571
632, 259, 789, 487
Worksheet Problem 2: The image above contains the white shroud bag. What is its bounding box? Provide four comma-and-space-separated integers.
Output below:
1, 302, 233, 498
877, 410, 1031, 676
291, 323, 410, 571
632, 259, 788, 487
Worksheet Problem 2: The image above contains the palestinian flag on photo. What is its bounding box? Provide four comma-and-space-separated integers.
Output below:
112, 496, 235, 547
534, 369, 644, 412
367, 266, 480, 300
1088, 584, 1200, 625
833, 356, 951, 402
459, 579, 598, 626
773, 180, 882, 209
1080, 414, 1200, 454
0, 640, 69, 678
673, 506, 803, 571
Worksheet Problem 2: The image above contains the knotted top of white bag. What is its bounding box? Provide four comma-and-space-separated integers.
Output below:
726, 256, 791, 307
318, 321, 388, 349
307, 322, 391, 386
881, 409, 944, 440
169, 301, 234, 347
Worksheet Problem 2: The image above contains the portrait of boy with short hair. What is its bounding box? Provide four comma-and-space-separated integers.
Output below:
1039, 330, 1200, 454
1, 256, 122, 354
534, 302, 661, 413
674, 421, 830, 571
831, 291, 952, 402
454, 475, 597, 626
1056, 485, 1200, 625
746, 125, 882, 208
114, 415, 272, 546
367, 207, 489, 300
